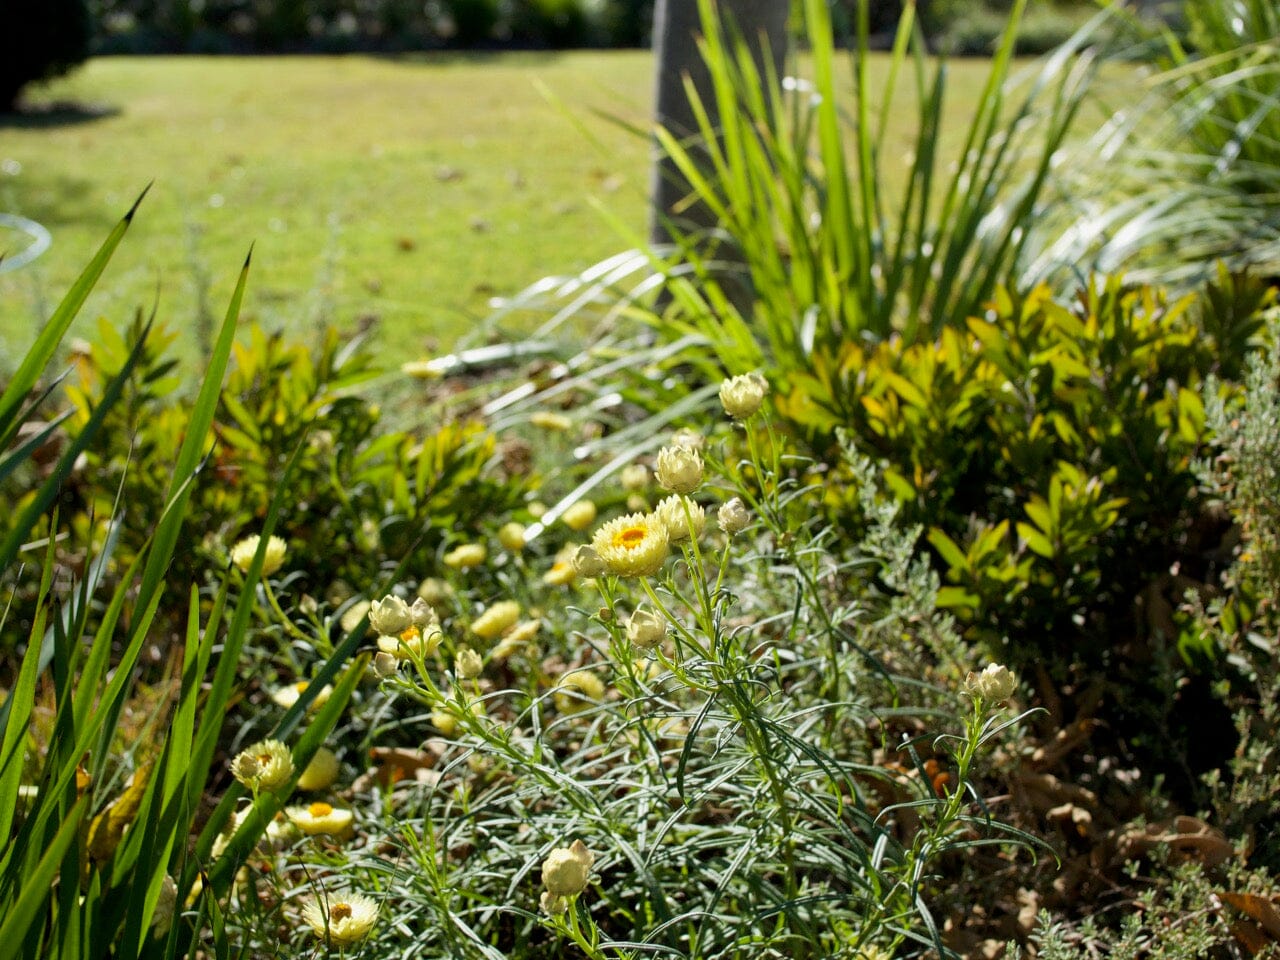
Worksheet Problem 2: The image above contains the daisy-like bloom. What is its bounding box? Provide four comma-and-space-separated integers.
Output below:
230, 534, 287, 576
626, 605, 667, 650
271, 680, 333, 712
655, 494, 706, 543
718, 497, 751, 535
368, 594, 412, 636
530, 410, 573, 431
376, 621, 443, 661
541, 839, 594, 897
296, 747, 340, 792
965, 663, 1017, 703
443, 543, 487, 569
561, 499, 598, 532
455, 646, 483, 680
287, 801, 356, 839
498, 521, 527, 552
553, 670, 606, 714
572, 544, 607, 579
718, 372, 768, 419
655, 444, 704, 495
591, 513, 669, 578
620, 463, 649, 491
231, 739, 294, 793
471, 600, 521, 642
302, 892, 378, 946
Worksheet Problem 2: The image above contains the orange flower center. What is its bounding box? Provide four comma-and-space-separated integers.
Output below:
614, 526, 647, 550
309, 802, 334, 817
400, 625, 420, 642
330, 902, 352, 922
294, 681, 309, 692
256, 753, 274, 765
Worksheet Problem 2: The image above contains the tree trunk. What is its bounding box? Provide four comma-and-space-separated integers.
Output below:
648, 0, 790, 250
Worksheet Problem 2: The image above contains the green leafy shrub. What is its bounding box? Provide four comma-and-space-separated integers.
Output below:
58, 316, 520, 615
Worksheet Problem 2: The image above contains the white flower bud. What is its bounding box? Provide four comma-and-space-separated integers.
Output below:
718, 372, 768, 419
655, 444, 704, 495
965, 663, 1017, 703
718, 497, 751, 535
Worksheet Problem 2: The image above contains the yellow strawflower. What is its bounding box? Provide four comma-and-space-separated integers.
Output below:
591, 513, 669, 578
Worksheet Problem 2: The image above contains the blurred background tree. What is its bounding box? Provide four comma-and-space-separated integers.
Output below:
0, 0, 93, 111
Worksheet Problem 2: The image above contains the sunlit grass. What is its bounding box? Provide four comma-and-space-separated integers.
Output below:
0, 49, 1137, 363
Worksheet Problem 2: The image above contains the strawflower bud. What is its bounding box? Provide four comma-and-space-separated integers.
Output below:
297, 747, 341, 791
573, 544, 608, 578
498, 522, 527, 551
368, 595, 412, 637
373, 651, 399, 678
456, 646, 483, 680
443, 543, 486, 569
471, 600, 521, 642
718, 497, 751, 535
965, 663, 1017, 703
541, 839, 594, 897
561, 499, 598, 532
626, 605, 667, 650
620, 463, 649, 491
655, 444, 703, 495
718, 372, 768, 419
655, 494, 706, 543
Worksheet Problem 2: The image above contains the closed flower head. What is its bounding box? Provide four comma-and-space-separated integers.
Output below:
965, 663, 1017, 703
302, 892, 378, 946
444, 543, 486, 569
541, 839, 594, 897
554, 669, 606, 714
592, 513, 669, 578
655, 445, 703, 494
231, 739, 293, 793
655, 494, 706, 543
719, 372, 768, 419
471, 600, 521, 642
456, 646, 484, 680
718, 497, 751, 535
573, 544, 608, 578
369, 595, 412, 636
296, 746, 341, 792
230, 534, 287, 576
561, 499, 598, 532
626, 605, 667, 650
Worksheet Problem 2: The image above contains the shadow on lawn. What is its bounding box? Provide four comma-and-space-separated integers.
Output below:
0, 100, 121, 129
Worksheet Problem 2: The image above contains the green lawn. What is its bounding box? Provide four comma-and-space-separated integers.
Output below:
0, 53, 656, 363
0, 51, 1132, 364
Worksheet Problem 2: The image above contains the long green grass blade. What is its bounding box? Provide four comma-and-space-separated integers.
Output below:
0, 188, 147, 452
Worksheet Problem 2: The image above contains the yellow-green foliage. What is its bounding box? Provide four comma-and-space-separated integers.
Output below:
781, 274, 1271, 679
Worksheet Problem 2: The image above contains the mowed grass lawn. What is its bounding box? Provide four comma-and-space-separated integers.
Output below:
0, 51, 1130, 363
